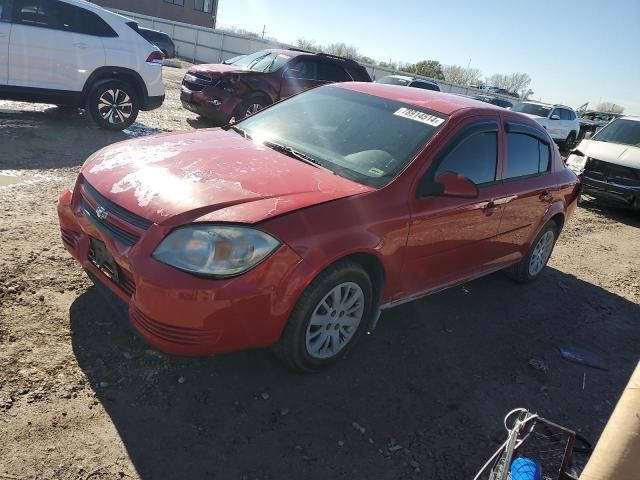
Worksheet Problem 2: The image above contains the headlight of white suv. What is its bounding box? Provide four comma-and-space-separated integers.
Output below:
565, 153, 587, 174
153, 225, 280, 277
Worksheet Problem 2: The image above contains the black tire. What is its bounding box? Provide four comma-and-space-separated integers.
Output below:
87, 79, 139, 130
565, 131, 577, 149
274, 261, 373, 372
505, 222, 558, 283
234, 95, 269, 121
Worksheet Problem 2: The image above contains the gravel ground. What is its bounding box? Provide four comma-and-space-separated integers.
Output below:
1, 64, 639, 480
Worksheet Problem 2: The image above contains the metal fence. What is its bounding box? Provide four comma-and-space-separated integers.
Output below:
114, 9, 512, 100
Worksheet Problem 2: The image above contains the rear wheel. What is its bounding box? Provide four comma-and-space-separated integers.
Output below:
505, 222, 557, 283
274, 261, 373, 372
88, 80, 139, 130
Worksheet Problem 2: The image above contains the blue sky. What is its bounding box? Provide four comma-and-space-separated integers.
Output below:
218, 0, 640, 114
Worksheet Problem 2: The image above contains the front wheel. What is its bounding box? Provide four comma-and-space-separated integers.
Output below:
565, 131, 577, 150
234, 95, 269, 121
274, 261, 373, 372
505, 222, 557, 283
87, 80, 139, 130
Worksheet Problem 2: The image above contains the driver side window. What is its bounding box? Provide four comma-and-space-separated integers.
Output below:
286, 59, 318, 80
435, 132, 498, 185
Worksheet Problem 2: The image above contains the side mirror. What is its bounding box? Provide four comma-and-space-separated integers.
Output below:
550, 114, 561, 120
433, 171, 479, 198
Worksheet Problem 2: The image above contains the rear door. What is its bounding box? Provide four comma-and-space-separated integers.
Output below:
495, 122, 555, 255
0, 0, 10, 84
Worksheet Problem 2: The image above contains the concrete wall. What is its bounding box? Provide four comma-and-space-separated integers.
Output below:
111, 9, 515, 102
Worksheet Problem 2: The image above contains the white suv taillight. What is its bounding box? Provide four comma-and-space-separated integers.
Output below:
146, 51, 164, 65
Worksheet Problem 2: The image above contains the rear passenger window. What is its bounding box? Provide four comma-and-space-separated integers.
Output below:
506, 133, 551, 179
435, 132, 498, 185
288, 59, 318, 80
317, 62, 351, 82
57, 2, 117, 37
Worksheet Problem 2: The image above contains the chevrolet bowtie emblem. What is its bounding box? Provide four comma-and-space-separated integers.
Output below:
95, 206, 109, 221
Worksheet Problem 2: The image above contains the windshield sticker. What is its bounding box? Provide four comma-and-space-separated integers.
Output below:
368, 167, 385, 177
393, 108, 445, 127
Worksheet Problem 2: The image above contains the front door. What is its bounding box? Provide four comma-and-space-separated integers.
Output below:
400, 118, 508, 299
8, 0, 105, 92
279, 58, 323, 99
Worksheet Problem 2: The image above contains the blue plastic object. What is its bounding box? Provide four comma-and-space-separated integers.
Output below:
510, 457, 543, 480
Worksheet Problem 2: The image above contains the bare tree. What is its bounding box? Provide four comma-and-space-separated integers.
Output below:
443, 65, 482, 86
295, 37, 318, 51
597, 102, 625, 114
323, 42, 359, 60
486, 72, 531, 95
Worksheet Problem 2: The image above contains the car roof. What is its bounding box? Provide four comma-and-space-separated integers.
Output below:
522, 100, 575, 111
335, 82, 504, 116
620, 116, 640, 122
62, 0, 134, 23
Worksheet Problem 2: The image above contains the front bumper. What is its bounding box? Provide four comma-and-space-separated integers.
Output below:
57, 187, 307, 356
581, 174, 640, 208
180, 83, 239, 124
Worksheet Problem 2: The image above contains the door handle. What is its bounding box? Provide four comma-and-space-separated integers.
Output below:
482, 200, 498, 216
74, 43, 89, 49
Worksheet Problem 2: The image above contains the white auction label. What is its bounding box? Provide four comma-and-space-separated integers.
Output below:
393, 108, 445, 127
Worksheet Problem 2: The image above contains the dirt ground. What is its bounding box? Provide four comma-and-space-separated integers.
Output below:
1, 65, 639, 480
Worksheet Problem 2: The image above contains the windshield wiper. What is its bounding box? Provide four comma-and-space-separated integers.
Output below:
262, 141, 323, 169
228, 125, 251, 139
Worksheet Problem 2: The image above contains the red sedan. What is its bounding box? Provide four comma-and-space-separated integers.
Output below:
57, 83, 580, 371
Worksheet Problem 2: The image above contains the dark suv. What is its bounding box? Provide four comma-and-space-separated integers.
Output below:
180, 48, 372, 124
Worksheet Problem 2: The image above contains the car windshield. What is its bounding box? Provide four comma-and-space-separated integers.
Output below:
593, 119, 640, 147
247, 53, 291, 72
223, 51, 290, 72
377, 76, 411, 86
511, 103, 552, 117
237, 87, 447, 188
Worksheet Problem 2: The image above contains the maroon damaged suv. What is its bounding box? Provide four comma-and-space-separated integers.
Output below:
180, 48, 372, 124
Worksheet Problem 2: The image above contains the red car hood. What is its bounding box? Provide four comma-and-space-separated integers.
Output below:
190, 63, 244, 76
81, 129, 372, 226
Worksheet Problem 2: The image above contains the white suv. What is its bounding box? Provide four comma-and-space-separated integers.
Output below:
511, 102, 580, 147
0, 0, 165, 130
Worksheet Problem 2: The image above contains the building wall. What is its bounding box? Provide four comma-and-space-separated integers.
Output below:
93, 0, 217, 28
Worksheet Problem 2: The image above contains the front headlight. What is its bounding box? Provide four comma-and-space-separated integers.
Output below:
153, 225, 280, 277
566, 153, 587, 173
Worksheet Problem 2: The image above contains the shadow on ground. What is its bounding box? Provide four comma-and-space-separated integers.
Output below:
69, 267, 640, 479
578, 197, 640, 228
0, 105, 159, 170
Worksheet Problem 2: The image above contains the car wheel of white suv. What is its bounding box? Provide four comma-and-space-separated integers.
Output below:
88, 80, 140, 131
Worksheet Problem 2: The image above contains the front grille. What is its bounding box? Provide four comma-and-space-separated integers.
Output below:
81, 198, 139, 246
130, 306, 220, 346
82, 180, 152, 230
88, 246, 136, 297
183, 71, 214, 92
79, 179, 152, 246
60, 228, 77, 248
584, 158, 640, 187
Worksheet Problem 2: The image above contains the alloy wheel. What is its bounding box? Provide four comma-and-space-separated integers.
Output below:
528, 230, 554, 276
246, 103, 262, 116
98, 89, 133, 125
305, 282, 365, 360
